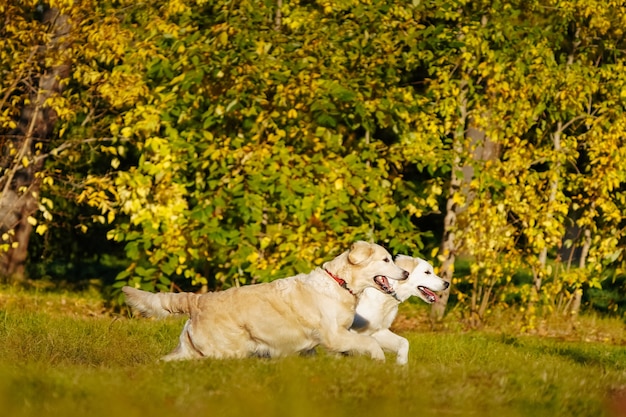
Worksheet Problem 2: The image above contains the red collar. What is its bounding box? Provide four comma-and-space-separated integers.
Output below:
324, 269, 355, 296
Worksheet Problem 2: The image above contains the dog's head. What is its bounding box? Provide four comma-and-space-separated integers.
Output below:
325, 241, 409, 296
393, 255, 449, 303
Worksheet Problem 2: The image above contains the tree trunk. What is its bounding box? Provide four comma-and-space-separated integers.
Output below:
0, 7, 70, 282
431, 110, 500, 323
528, 28, 581, 315
431, 15, 502, 324
570, 228, 591, 317
432, 173, 461, 323
430, 87, 467, 324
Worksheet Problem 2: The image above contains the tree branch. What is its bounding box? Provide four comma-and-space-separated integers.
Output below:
0, 91, 42, 196
31, 137, 119, 166
0, 47, 38, 113
274, 0, 282, 31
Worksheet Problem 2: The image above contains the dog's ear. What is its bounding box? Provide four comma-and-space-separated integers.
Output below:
348, 241, 374, 265
394, 255, 419, 273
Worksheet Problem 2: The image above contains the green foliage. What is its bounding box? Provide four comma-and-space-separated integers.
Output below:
1, 0, 625, 318
102, 0, 435, 290
408, 0, 626, 324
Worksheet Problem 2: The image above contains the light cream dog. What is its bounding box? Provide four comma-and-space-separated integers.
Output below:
123, 241, 409, 361
351, 254, 449, 365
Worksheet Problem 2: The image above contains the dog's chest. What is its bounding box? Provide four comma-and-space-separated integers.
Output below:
354, 290, 398, 331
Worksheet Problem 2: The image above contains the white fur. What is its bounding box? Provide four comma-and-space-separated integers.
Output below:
351, 254, 448, 365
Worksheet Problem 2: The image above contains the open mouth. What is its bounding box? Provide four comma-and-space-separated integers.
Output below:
374, 275, 394, 294
418, 286, 438, 303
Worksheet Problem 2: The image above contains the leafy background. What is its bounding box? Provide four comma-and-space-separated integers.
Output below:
1, 0, 625, 327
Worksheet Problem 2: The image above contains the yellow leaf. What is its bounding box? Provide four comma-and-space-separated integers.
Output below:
246, 251, 259, 263
22, 156, 29, 167
41, 197, 54, 208
27, 216, 37, 226
218, 31, 228, 45
35, 224, 48, 235
260, 236, 271, 249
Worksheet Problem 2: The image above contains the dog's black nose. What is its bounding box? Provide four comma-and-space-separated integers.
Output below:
443, 281, 450, 289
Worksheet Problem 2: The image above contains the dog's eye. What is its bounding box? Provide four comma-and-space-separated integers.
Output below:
383, 257, 390, 263
425, 270, 432, 275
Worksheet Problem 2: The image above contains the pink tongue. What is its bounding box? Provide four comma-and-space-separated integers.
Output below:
421, 287, 438, 302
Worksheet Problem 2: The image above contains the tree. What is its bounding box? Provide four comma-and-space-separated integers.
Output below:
413, 0, 626, 325
1, 3, 71, 281
1, 0, 152, 283
2, 0, 625, 322
101, 0, 445, 294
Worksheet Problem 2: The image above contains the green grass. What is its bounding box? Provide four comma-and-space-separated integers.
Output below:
1, 288, 625, 417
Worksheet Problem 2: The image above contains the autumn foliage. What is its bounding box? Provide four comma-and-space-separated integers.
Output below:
1, 0, 625, 325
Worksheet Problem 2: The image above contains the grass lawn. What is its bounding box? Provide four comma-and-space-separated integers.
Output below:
0, 287, 625, 417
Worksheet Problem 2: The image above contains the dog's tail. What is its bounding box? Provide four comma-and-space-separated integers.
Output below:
122, 286, 198, 318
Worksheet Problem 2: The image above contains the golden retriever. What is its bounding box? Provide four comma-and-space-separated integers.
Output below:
123, 241, 409, 361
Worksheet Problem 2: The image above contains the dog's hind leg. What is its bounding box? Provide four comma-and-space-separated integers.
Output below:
160, 320, 205, 361
371, 329, 409, 365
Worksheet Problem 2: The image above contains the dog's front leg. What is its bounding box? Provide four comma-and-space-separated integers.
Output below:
324, 330, 386, 361
371, 329, 409, 365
